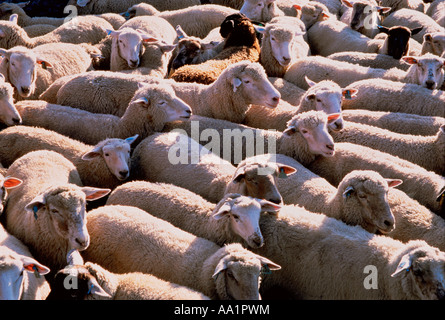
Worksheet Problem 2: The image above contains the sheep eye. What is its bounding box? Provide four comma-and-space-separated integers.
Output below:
232, 214, 240, 220
271, 37, 275, 41
316, 98, 321, 102
105, 153, 110, 157
358, 194, 367, 199
301, 129, 308, 134
244, 80, 250, 84
50, 209, 60, 215
227, 269, 235, 279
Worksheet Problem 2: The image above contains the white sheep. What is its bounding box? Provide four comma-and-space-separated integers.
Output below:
307, 142, 445, 215
49, 262, 210, 300
257, 16, 308, 77
67, 0, 201, 14
0, 125, 138, 189
107, 182, 282, 248
267, 76, 306, 106
382, 8, 444, 44
378, 0, 425, 13
129, 131, 295, 204
0, 14, 113, 49
122, 4, 238, 39
254, 204, 445, 299
330, 121, 445, 175
17, 82, 192, 146
294, 2, 331, 30
82, 205, 281, 300
171, 61, 281, 124
0, 225, 51, 300
421, 32, 445, 56
342, 109, 445, 136
0, 43, 96, 101
164, 110, 340, 167
426, 0, 444, 27
283, 54, 445, 90
239, 0, 285, 22
0, 74, 21, 126
244, 78, 356, 132
341, 78, 445, 117
3, 150, 111, 273
327, 52, 411, 70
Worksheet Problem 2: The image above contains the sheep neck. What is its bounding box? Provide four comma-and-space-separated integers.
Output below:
276, 132, 317, 167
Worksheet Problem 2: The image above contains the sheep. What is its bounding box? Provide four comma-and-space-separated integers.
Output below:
164, 110, 340, 167
0, 43, 96, 101
375, 25, 423, 58
426, 0, 444, 27
327, 52, 411, 70
339, 0, 391, 38
294, 2, 331, 30
421, 32, 445, 56
378, 0, 425, 13
253, 204, 445, 299
0, 74, 21, 126
48, 262, 211, 300
67, 0, 201, 14
306, 19, 385, 56
107, 182, 282, 248
239, 0, 285, 22
0, 225, 51, 300
16, 83, 192, 146
330, 121, 445, 175
122, 4, 239, 39
170, 14, 262, 85
283, 54, 445, 90
257, 17, 309, 77
172, 61, 281, 124
129, 131, 296, 204
23, 24, 57, 38
243, 78, 356, 132
342, 109, 445, 136
306, 142, 445, 215
341, 78, 445, 117
82, 205, 281, 300
382, 9, 444, 44
0, 126, 138, 189
0, 14, 113, 49
267, 76, 306, 105
3, 150, 111, 273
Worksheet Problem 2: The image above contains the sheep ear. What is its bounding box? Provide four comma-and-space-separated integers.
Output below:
81, 187, 111, 201
386, 179, 403, 188
212, 259, 227, 279
343, 186, 354, 199
292, 4, 302, 11
160, 44, 176, 53
305, 76, 317, 87
81, 146, 102, 161
342, 89, 358, 99
201, 41, 219, 50
258, 199, 282, 215
283, 125, 297, 136
133, 96, 150, 106
0, 49, 10, 59
21, 256, 50, 276
105, 28, 119, 38
253, 25, 266, 34
391, 253, 412, 277
376, 6, 391, 14
9, 14, 18, 24
341, 0, 354, 7
232, 77, 242, 92
36, 59, 53, 70
327, 113, 341, 123
3, 177, 22, 189
175, 25, 188, 39
257, 255, 281, 271
276, 164, 297, 177
77, 0, 90, 7
423, 33, 432, 42
402, 56, 418, 65
410, 27, 422, 36
18, 2, 30, 9
87, 277, 111, 298
377, 25, 389, 34
24, 193, 46, 214
212, 203, 232, 220
125, 134, 139, 145
141, 36, 158, 43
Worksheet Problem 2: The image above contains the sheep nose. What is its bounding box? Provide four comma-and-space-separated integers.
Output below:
326, 144, 334, 150
185, 109, 192, 114
12, 117, 21, 125
272, 96, 280, 103
119, 170, 129, 178
425, 80, 435, 89
383, 220, 393, 227
21, 87, 30, 94
75, 237, 88, 248
129, 59, 138, 67
268, 198, 282, 204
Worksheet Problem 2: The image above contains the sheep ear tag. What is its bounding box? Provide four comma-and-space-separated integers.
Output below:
391, 254, 412, 277
22, 256, 50, 277
232, 78, 242, 92
37, 60, 52, 70
343, 186, 354, 199
278, 167, 288, 179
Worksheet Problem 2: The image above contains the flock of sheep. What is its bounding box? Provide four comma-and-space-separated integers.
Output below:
0, 0, 444, 301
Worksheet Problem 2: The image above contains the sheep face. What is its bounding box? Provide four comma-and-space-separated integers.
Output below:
129, 84, 192, 130
0, 47, 51, 98
240, 0, 282, 23
213, 195, 281, 248
378, 26, 422, 60
82, 137, 138, 181
24, 186, 110, 253
339, 171, 400, 234
392, 247, 445, 300
298, 3, 330, 29
212, 246, 281, 300
403, 54, 445, 90
267, 27, 300, 67
285, 111, 338, 157
342, 0, 390, 34
422, 32, 445, 57
231, 63, 280, 108
170, 38, 217, 71
0, 78, 21, 126
0, 248, 50, 300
